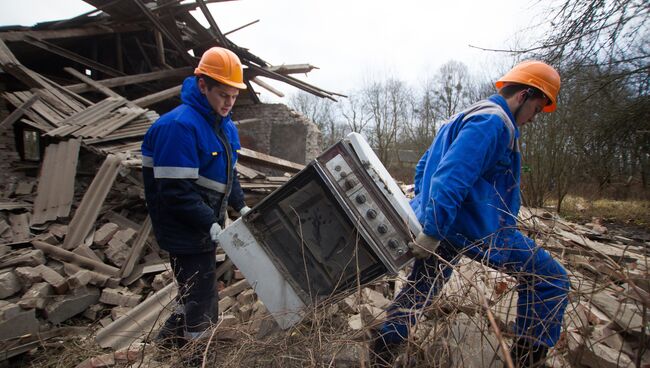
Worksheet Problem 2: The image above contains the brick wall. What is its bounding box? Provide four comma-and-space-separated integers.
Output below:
233, 103, 321, 165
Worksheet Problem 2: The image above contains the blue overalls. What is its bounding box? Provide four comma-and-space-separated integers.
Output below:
379, 95, 570, 348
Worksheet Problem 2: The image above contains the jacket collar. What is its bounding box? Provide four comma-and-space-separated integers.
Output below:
488, 94, 519, 137
180, 76, 233, 127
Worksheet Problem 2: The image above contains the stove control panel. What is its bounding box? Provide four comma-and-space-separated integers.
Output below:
324, 154, 409, 260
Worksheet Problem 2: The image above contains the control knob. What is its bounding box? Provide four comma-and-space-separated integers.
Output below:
355, 193, 367, 204
366, 209, 377, 219
377, 223, 388, 234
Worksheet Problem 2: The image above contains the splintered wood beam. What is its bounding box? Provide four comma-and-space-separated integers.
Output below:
0, 94, 39, 130
265, 64, 319, 75
65, 67, 192, 93
238, 147, 304, 173
155, 30, 165, 66
131, 0, 194, 65
133, 85, 182, 107
247, 63, 340, 101
224, 19, 260, 36
0, 24, 144, 42
251, 77, 284, 98
23, 35, 124, 77
64, 67, 124, 99
195, 0, 229, 46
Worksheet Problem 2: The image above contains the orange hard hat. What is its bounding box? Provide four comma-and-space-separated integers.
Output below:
194, 47, 247, 89
495, 60, 561, 112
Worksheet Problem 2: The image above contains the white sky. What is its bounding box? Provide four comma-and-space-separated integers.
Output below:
0, 0, 550, 100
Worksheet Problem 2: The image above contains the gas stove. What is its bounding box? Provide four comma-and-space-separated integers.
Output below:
217, 132, 421, 328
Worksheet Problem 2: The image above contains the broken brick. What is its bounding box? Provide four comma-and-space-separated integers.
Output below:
99, 287, 142, 307
112, 228, 137, 245
105, 238, 129, 267
93, 223, 119, 247
68, 270, 93, 288
18, 282, 52, 310
0, 270, 22, 299
15, 266, 43, 286
36, 264, 68, 294
48, 224, 68, 239
236, 289, 256, 305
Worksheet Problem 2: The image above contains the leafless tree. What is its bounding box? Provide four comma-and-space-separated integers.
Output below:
289, 91, 344, 148
338, 92, 371, 135
362, 78, 411, 167
431, 60, 475, 118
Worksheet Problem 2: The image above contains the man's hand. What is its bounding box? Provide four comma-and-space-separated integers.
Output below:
210, 223, 222, 242
408, 232, 440, 259
239, 206, 251, 216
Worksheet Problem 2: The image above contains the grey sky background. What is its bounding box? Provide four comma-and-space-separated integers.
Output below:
0, 0, 550, 101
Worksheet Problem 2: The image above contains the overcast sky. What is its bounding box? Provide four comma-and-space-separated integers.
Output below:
0, 0, 550, 101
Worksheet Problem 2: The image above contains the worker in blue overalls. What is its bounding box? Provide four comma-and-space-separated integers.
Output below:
373, 60, 570, 368
141, 47, 251, 352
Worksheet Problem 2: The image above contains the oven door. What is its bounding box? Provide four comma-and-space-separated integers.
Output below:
243, 163, 387, 305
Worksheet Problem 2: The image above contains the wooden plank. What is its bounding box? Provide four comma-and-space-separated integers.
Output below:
14, 91, 66, 126
238, 147, 305, 173
12, 65, 86, 114
133, 85, 181, 107
63, 67, 123, 99
0, 38, 19, 65
196, 0, 229, 46
251, 77, 284, 98
265, 64, 318, 75
65, 67, 192, 93
131, 0, 194, 65
120, 216, 152, 279
0, 24, 144, 42
0, 94, 39, 130
235, 163, 265, 179
1, 92, 53, 129
23, 36, 124, 77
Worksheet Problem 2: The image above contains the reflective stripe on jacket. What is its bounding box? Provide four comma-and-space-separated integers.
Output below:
141, 76, 245, 254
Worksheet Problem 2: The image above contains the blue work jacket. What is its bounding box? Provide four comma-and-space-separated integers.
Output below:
411, 95, 521, 255
141, 76, 245, 254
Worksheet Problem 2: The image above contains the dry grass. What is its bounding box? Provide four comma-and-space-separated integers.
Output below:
550, 195, 650, 228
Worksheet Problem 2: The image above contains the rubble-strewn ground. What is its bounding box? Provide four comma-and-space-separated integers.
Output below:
1, 158, 648, 368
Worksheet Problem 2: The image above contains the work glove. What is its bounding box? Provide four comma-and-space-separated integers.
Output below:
408, 232, 440, 259
209, 223, 222, 242
239, 206, 251, 216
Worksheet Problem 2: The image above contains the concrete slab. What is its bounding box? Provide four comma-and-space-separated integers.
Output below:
45, 286, 100, 324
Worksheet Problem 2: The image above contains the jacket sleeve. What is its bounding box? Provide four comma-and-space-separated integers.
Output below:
423, 114, 508, 239
228, 170, 246, 212
413, 148, 430, 196
153, 121, 215, 231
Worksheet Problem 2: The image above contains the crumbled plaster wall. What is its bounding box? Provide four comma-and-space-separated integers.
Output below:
233, 103, 321, 165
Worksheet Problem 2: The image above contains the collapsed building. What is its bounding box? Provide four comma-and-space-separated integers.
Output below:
0, 1, 648, 367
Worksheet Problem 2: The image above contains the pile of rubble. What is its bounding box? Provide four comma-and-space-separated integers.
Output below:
0, 1, 647, 367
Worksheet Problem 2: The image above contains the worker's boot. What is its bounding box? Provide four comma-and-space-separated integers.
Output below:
370, 332, 401, 367
510, 338, 548, 368
155, 313, 188, 349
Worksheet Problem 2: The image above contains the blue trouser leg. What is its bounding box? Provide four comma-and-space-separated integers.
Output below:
505, 233, 570, 347
378, 231, 570, 347
378, 243, 460, 344
169, 249, 218, 334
